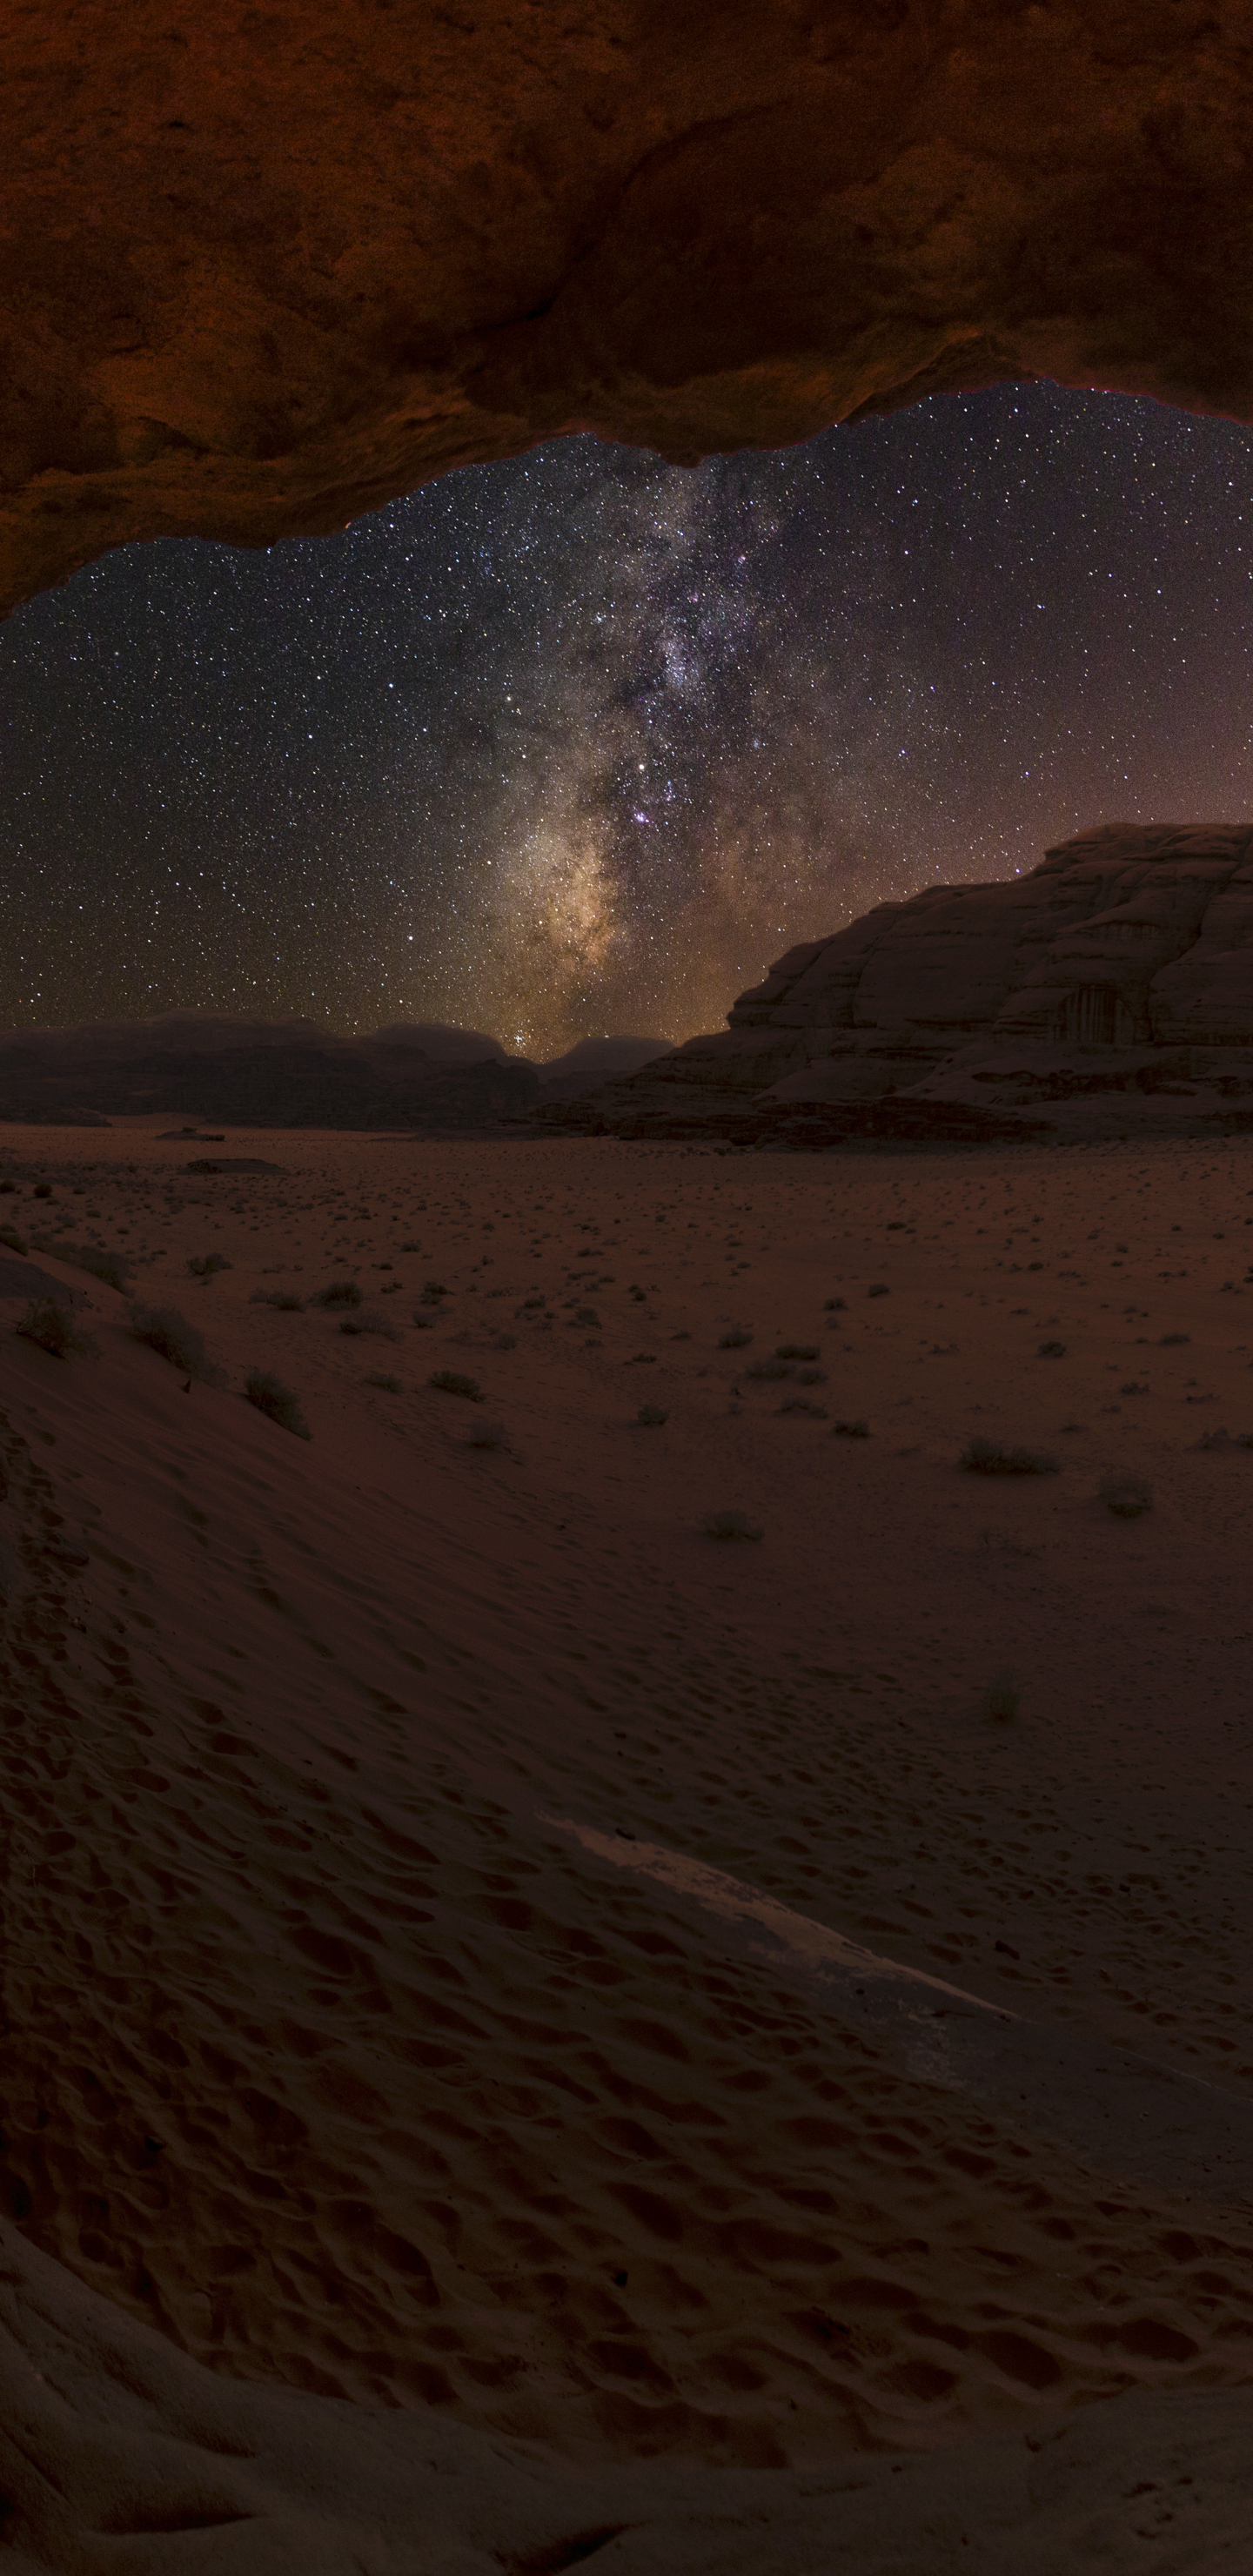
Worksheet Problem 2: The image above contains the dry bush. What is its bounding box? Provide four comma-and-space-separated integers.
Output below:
250, 1289, 304, 1311
187, 1251, 231, 1279
128, 1303, 222, 1384
962, 1437, 1059, 1477
338, 1308, 399, 1341
429, 1369, 483, 1402
718, 1327, 753, 1350
636, 1403, 668, 1426
245, 1370, 311, 1439
17, 1298, 98, 1360
702, 1508, 762, 1542
466, 1419, 508, 1450
310, 1278, 361, 1311
833, 1418, 870, 1439
982, 1667, 1021, 1721
1099, 1467, 1153, 1519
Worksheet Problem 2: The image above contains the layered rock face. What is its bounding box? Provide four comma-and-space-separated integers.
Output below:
576, 825, 1253, 1139
8, 7, 1253, 614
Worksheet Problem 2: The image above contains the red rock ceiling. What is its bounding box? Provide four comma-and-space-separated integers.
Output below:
3, 2, 1251, 614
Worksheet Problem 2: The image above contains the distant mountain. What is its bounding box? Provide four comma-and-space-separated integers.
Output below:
0, 1012, 684, 1129
367, 1023, 520, 1066
537, 1036, 674, 1103
0, 1013, 538, 1130
0, 1010, 330, 1064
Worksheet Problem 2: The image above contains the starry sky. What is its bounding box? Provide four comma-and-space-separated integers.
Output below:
3, 383, 1253, 1060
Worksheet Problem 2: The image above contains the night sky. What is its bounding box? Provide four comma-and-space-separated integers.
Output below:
3, 383, 1253, 1060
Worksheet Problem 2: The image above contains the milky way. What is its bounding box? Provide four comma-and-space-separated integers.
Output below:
3, 385, 1253, 1057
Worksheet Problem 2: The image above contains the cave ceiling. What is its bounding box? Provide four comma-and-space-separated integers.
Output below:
3, 1, 1252, 614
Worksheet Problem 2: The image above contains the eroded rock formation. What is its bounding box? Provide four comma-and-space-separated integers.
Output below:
567, 824, 1253, 1141
7, 5, 1253, 612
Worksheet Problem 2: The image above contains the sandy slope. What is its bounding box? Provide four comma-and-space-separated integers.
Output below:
0, 1118, 1252, 2561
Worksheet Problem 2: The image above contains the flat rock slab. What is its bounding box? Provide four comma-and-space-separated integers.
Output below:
548, 1815, 1253, 2218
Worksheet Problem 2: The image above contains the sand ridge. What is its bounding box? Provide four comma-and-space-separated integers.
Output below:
0, 1120, 1251, 2555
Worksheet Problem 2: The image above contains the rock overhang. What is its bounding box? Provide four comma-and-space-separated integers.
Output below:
6, 3, 1253, 614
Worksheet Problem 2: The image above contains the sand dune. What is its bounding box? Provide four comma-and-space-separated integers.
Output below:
0, 1118, 1251, 2560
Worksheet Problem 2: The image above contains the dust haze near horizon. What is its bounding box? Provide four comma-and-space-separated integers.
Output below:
3, 385, 1253, 1056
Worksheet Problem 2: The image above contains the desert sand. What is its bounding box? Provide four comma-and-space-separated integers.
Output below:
1, 1116, 1253, 2566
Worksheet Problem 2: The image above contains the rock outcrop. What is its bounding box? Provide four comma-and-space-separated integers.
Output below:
558, 825, 1253, 1143
8, 8, 1253, 614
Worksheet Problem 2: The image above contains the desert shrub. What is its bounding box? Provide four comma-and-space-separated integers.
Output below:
17, 1298, 97, 1360
746, 1357, 794, 1381
429, 1368, 483, 1402
128, 1302, 222, 1383
187, 1251, 231, 1279
719, 1327, 753, 1350
365, 1372, 402, 1393
702, 1508, 763, 1542
833, 1418, 870, 1439
1120, 1381, 1149, 1396
0, 1224, 27, 1254
421, 1279, 448, 1305
1160, 1332, 1189, 1346
982, 1667, 1021, 1722
32, 1183, 51, 1200
245, 1370, 311, 1439
637, 1403, 668, 1426
1037, 1339, 1067, 1358
310, 1278, 360, 1310
466, 1419, 508, 1450
779, 1398, 827, 1417
492, 1332, 517, 1351
962, 1437, 1058, 1477
824, 1296, 847, 1312
338, 1308, 399, 1340
250, 1289, 304, 1311
776, 1343, 818, 1361
797, 1366, 826, 1385
1099, 1467, 1153, 1518
867, 1283, 889, 1298
0, 1180, 14, 1195
34, 1237, 130, 1292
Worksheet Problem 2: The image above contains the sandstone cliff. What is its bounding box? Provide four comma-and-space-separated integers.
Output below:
562, 824, 1253, 1143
